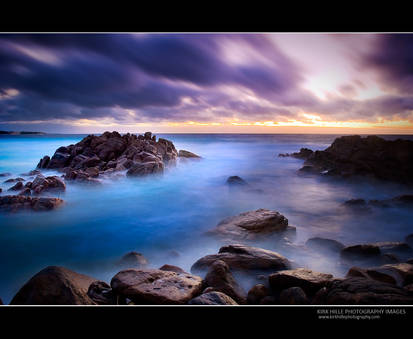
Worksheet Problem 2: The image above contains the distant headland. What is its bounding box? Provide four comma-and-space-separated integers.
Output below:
0, 131, 46, 135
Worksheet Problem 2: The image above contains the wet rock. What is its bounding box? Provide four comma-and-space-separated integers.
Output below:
178, 150, 201, 158
126, 161, 164, 177
188, 292, 238, 305
31, 174, 66, 194
191, 244, 291, 273
0, 172, 11, 177
226, 176, 248, 186
323, 277, 413, 304
119, 251, 148, 268
340, 244, 381, 261
18, 188, 31, 196
0, 195, 64, 212
269, 268, 334, 296
279, 287, 309, 305
291, 135, 413, 184
208, 209, 289, 241
374, 242, 413, 257
87, 281, 116, 305
10, 266, 97, 305
8, 181, 23, 191
305, 237, 345, 253
110, 268, 203, 305
347, 263, 413, 287
4, 177, 25, 183
247, 284, 269, 304
203, 260, 247, 304
159, 264, 187, 274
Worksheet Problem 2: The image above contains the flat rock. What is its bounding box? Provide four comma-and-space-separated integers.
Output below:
188, 292, 238, 305
110, 268, 203, 305
0, 195, 63, 212
10, 266, 97, 305
269, 268, 334, 295
323, 277, 413, 304
208, 209, 289, 241
191, 244, 291, 273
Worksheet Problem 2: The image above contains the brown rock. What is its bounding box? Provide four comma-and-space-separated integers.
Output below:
8, 181, 23, 191
159, 264, 187, 274
178, 150, 201, 158
247, 284, 269, 304
269, 268, 333, 295
305, 237, 345, 253
279, 287, 309, 305
110, 268, 203, 305
10, 266, 97, 305
119, 251, 148, 268
0, 195, 63, 212
203, 260, 247, 304
188, 292, 238, 305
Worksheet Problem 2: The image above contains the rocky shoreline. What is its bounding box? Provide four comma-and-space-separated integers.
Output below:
2, 133, 413, 305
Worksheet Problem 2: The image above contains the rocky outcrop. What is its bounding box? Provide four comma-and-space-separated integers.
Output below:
110, 268, 203, 305
0, 195, 63, 212
191, 244, 291, 273
178, 150, 201, 158
279, 148, 314, 159
287, 135, 413, 184
203, 260, 247, 304
305, 237, 345, 253
10, 266, 97, 305
188, 291, 238, 305
36, 131, 179, 181
269, 268, 334, 296
207, 209, 294, 241
322, 277, 413, 304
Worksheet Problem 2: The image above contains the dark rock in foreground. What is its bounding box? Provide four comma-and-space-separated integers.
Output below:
322, 277, 413, 304
247, 284, 269, 304
10, 266, 97, 305
279, 286, 309, 305
188, 291, 238, 305
269, 268, 334, 296
287, 135, 413, 184
110, 268, 203, 305
0, 195, 64, 212
87, 281, 116, 305
191, 244, 291, 273
36, 131, 179, 181
203, 260, 247, 304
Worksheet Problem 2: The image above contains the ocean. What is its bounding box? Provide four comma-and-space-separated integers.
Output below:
1, 133, 413, 303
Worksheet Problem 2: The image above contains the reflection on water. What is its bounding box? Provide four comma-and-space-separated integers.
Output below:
0, 133, 413, 303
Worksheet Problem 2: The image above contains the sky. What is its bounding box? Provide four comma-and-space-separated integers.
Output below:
1, 33, 413, 134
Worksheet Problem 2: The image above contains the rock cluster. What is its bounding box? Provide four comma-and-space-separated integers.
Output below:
0, 195, 63, 212
283, 135, 413, 184
36, 131, 179, 181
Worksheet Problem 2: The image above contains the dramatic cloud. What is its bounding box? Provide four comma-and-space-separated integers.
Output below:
0, 33, 413, 132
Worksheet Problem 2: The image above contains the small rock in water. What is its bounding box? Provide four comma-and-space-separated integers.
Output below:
226, 176, 248, 186
119, 251, 148, 268
178, 150, 201, 158
159, 264, 187, 274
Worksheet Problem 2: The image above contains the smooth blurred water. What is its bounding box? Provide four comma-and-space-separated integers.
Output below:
1, 133, 413, 303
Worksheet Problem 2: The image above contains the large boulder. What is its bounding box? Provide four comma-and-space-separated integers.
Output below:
188, 292, 238, 305
10, 266, 97, 305
110, 268, 203, 305
323, 277, 413, 304
207, 209, 290, 241
269, 268, 334, 296
203, 260, 247, 304
191, 244, 291, 273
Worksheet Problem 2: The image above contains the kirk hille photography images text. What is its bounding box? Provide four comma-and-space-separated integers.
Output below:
0, 32, 412, 320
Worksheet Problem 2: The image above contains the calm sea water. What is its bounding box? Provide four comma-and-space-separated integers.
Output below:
1, 133, 413, 303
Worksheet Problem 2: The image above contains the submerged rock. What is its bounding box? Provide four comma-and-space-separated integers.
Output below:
188, 292, 238, 305
226, 176, 248, 186
119, 251, 148, 268
159, 264, 187, 274
340, 244, 382, 261
110, 268, 203, 305
207, 209, 290, 241
10, 266, 97, 305
0, 195, 63, 212
178, 150, 201, 158
191, 244, 291, 273
305, 237, 345, 253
